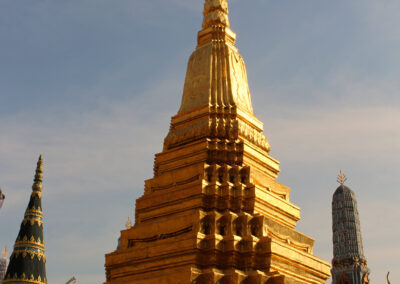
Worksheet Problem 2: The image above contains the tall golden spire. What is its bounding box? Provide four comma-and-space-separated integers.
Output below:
105, 1, 331, 283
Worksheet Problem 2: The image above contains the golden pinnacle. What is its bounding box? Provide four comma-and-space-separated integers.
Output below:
126, 217, 132, 230
337, 170, 347, 186
202, 0, 230, 29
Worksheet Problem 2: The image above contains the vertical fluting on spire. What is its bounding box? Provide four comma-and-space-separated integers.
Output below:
331, 173, 370, 283
168, 0, 274, 154
3, 155, 47, 284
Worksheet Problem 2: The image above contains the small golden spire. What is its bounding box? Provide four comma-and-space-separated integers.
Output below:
32, 155, 43, 192
202, 0, 230, 29
337, 170, 347, 185
387, 272, 391, 284
125, 217, 132, 230
2, 247, 7, 259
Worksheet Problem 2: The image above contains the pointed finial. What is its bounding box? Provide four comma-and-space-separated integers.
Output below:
125, 217, 132, 229
202, 0, 230, 29
387, 272, 391, 284
32, 155, 44, 192
2, 247, 7, 259
337, 170, 347, 185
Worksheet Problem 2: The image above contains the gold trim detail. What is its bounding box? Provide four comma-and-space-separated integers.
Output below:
3, 274, 46, 284
14, 239, 45, 250
24, 209, 43, 217
22, 218, 43, 227
11, 248, 46, 261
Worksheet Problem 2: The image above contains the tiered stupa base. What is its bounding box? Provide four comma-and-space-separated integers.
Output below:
105, 136, 329, 283
106, 208, 328, 284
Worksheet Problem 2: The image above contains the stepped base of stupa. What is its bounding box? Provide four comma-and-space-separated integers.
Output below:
105, 207, 329, 283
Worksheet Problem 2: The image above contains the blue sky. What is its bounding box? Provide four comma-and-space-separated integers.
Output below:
0, 1, 399, 283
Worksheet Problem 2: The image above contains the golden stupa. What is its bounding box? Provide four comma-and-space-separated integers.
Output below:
105, 1, 330, 283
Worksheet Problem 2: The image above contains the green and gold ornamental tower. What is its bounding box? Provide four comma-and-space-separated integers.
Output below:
3, 156, 47, 284
331, 172, 370, 284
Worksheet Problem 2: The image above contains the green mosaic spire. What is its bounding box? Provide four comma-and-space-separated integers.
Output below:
3, 155, 47, 284
331, 172, 370, 283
